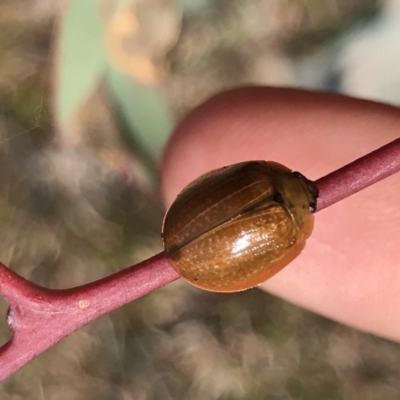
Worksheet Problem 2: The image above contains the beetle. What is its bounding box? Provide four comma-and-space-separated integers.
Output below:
162, 161, 318, 292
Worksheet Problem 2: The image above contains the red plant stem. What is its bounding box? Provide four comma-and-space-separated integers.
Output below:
316, 137, 400, 211
0, 137, 399, 381
0, 253, 179, 382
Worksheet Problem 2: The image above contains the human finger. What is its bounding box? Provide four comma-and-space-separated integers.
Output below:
161, 87, 400, 341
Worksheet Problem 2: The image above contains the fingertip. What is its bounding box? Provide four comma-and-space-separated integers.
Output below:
160, 86, 400, 340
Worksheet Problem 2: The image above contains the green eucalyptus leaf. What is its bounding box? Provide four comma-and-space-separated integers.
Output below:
106, 66, 173, 161
57, 0, 107, 129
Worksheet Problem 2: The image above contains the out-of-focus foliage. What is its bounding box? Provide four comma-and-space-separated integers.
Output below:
57, 0, 107, 130
57, 0, 176, 182
2, 0, 400, 399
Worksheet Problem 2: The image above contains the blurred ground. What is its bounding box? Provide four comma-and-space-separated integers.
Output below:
1, 0, 400, 399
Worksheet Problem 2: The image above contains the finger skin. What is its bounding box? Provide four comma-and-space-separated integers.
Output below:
161, 87, 400, 341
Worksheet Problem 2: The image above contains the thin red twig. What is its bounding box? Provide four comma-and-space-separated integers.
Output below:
316, 137, 400, 211
0, 253, 179, 381
0, 137, 399, 381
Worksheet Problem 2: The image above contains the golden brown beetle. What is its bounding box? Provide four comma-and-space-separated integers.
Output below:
162, 161, 318, 292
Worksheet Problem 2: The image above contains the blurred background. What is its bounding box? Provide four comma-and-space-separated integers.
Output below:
1, 0, 400, 398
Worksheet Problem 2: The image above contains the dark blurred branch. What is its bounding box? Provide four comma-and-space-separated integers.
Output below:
0, 137, 399, 381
